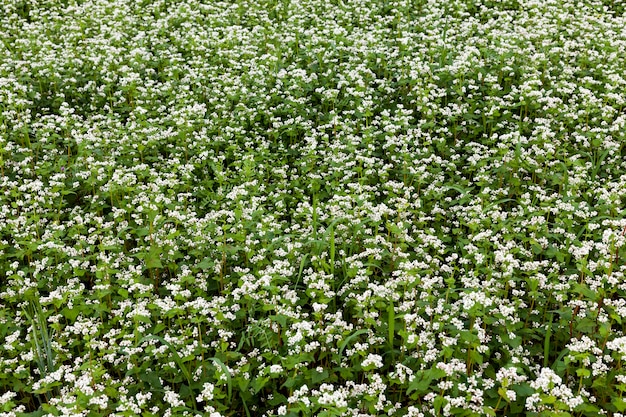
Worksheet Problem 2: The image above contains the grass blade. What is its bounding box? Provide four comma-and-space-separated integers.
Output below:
338, 329, 370, 363
543, 314, 553, 368
139, 335, 192, 387
207, 357, 232, 403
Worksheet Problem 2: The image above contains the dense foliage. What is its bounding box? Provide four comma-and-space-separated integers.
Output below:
1, 0, 626, 415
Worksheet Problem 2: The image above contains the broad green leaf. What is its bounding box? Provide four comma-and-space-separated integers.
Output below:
146, 246, 163, 269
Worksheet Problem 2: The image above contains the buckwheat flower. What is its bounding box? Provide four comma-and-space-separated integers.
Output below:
568, 241, 594, 261
506, 389, 516, 402
269, 364, 284, 375
197, 383, 215, 403
288, 385, 310, 407
316, 384, 348, 408
163, 387, 184, 408
0, 391, 16, 405
437, 359, 466, 377
391, 363, 414, 384
438, 380, 453, 390
312, 302, 327, 313
525, 393, 542, 412
405, 405, 425, 417
606, 336, 626, 360
75, 372, 94, 396
361, 353, 383, 369
3, 330, 20, 351
89, 394, 109, 410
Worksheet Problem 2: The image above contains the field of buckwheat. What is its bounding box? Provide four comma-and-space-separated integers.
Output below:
2, 0, 626, 415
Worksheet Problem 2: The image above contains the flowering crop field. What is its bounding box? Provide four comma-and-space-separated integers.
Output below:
2, 0, 626, 416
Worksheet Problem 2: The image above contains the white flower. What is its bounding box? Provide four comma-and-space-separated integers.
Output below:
607, 336, 626, 360
196, 383, 215, 403
530, 368, 562, 392
0, 391, 17, 405
269, 364, 284, 375
163, 388, 184, 408
361, 353, 383, 369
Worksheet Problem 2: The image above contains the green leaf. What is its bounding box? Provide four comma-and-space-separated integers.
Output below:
311, 369, 329, 385
512, 382, 534, 398
482, 406, 496, 416
470, 349, 484, 365
180, 383, 194, 401
21, 409, 46, 417
572, 282, 596, 300
459, 330, 479, 346
197, 257, 213, 270
575, 318, 597, 334
497, 387, 510, 402
339, 367, 354, 380
252, 376, 270, 394
576, 403, 600, 414
146, 246, 163, 269
433, 395, 446, 414
140, 371, 162, 389
270, 314, 288, 327
61, 307, 80, 321
237, 377, 250, 391
135, 227, 150, 237
613, 397, 626, 412
407, 375, 432, 396
283, 353, 315, 369
407, 368, 445, 396
152, 323, 167, 334
34, 380, 62, 394
543, 395, 557, 404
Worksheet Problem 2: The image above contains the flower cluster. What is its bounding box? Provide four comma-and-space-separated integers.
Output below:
1, 0, 626, 415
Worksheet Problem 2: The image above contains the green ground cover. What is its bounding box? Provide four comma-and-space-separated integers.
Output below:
1, 0, 626, 415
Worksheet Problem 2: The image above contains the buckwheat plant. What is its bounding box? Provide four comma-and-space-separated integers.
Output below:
1, 0, 626, 415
